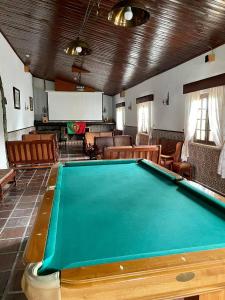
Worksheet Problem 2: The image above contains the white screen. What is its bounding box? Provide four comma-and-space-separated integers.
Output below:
47, 91, 103, 121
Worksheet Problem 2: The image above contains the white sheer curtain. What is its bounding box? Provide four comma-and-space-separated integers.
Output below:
208, 86, 225, 178
116, 106, 125, 131
181, 91, 201, 161
137, 102, 151, 133
208, 86, 225, 146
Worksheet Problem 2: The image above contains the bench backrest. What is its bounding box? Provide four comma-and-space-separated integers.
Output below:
103, 145, 161, 164
6, 140, 57, 167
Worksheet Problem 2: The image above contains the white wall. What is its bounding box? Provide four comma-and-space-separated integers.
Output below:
33, 77, 55, 121
0, 91, 7, 168
0, 33, 34, 167
0, 33, 34, 133
103, 94, 113, 121
114, 43, 225, 131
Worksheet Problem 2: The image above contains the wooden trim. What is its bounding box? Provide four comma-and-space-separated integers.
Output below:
23, 164, 58, 263
116, 102, 125, 108
183, 73, 225, 94
136, 94, 154, 104
153, 128, 184, 134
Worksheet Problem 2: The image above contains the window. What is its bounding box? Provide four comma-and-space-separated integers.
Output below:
116, 106, 125, 131
194, 94, 214, 145
137, 102, 150, 133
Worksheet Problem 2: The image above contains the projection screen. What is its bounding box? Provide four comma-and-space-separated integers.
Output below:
47, 91, 103, 121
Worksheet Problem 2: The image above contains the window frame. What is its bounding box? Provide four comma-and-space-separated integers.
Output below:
116, 105, 125, 131
194, 93, 215, 146
137, 101, 150, 134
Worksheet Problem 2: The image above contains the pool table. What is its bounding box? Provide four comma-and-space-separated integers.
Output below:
23, 159, 225, 300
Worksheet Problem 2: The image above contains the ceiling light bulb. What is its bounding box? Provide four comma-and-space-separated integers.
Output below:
124, 6, 133, 21
76, 46, 82, 53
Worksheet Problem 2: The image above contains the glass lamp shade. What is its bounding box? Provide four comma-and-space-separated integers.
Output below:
108, 0, 150, 27
64, 38, 92, 56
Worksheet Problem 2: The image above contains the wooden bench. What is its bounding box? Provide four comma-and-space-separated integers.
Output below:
0, 169, 16, 200
6, 140, 58, 169
103, 145, 161, 164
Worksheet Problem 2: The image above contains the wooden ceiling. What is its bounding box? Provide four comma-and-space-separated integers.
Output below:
1, 0, 225, 95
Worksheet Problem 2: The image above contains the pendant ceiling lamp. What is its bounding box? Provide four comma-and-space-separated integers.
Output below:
64, 37, 92, 56
64, 0, 101, 56
108, 0, 150, 27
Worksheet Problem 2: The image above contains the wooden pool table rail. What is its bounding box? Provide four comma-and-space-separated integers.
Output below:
24, 163, 58, 263
24, 160, 225, 300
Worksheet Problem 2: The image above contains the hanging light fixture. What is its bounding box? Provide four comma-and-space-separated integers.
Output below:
64, 37, 92, 56
64, 0, 101, 56
108, 0, 150, 27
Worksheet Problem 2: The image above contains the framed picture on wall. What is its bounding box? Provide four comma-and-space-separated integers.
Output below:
29, 97, 34, 111
13, 87, 20, 109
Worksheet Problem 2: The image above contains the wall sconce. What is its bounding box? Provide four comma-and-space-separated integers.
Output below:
128, 102, 132, 110
162, 92, 170, 106
24, 54, 31, 73
25, 103, 29, 110
103, 107, 107, 113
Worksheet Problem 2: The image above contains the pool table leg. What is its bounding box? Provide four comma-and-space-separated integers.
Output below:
199, 290, 225, 299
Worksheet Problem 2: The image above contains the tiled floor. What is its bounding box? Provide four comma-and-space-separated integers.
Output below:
0, 168, 50, 300
0, 143, 88, 299
59, 141, 89, 162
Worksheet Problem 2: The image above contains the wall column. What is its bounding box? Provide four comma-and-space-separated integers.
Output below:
0, 76, 8, 168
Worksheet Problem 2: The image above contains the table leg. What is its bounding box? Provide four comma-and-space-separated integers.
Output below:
199, 290, 225, 299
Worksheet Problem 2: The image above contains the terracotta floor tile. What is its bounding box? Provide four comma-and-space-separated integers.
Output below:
8, 269, 24, 292
0, 204, 15, 212
0, 253, 17, 271
0, 227, 26, 239
7, 192, 23, 197
15, 202, 35, 210
23, 192, 39, 197
15, 252, 25, 270
0, 239, 21, 253
25, 226, 32, 237
28, 218, 35, 226
11, 209, 32, 218
18, 196, 36, 203
6, 217, 30, 228
5, 196, 21, 202
0, 271, 10, 295
0, 211, 11, 218
0, 218, 7, 228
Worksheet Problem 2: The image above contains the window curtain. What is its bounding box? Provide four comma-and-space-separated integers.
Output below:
208, 86, 225, 178
181, 91, 201, 161
208, 86, 225, 146
137, 102, 151, 134
116, 106, 125, 131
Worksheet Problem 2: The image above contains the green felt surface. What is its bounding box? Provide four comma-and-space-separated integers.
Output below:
40, 160, 225, 274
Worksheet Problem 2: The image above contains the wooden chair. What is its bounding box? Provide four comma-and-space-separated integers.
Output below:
160, 141, 183, 170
